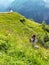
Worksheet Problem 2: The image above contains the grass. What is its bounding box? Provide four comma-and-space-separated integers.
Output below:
0, 12, 49, 65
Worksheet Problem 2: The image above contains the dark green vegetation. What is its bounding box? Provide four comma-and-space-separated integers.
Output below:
0, 12, 49, 65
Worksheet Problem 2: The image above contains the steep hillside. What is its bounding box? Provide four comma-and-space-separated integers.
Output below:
0, 12, 49, 65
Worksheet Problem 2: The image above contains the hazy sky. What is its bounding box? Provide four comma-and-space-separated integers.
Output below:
0, 0, 49, 5
44, 0, 49, 2
0, 0, 49, 4
0, 0, 14, 7
0, 0, 49, 7
43, 0, 49, 7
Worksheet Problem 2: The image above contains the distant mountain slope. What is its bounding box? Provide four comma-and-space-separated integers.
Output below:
0, 0, 49, 24
8, 0, 49, 24
0, 12, 49, 65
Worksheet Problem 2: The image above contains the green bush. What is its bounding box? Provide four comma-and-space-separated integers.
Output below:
44, 34, 49, 42
45, 26, 49, 32
42, 21, 46, 30
38, 37, 45, 46
37, 35, 44, 46
44, 41, 49, 48
38, 33, 49, 48
20, 18, 25, 23
0, 39, 10, 53
42, 21, 49, 32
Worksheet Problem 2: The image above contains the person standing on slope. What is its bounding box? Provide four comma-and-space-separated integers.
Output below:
30, 35, 37, 46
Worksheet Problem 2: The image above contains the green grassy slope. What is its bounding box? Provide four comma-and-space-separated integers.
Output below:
0, 12, 49, 65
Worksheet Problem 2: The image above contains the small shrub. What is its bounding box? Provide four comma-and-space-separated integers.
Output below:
17, 50, 25, 58
38, 33, 49, 48
44, 41, 49, 48
45, 26, 49, 32
20, 18, 25, 23
42, 21, 49, 32
42, 21, 46, 30
44, 33, 49, 42
38, 38, 45, 46
0, 39, 10, 53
